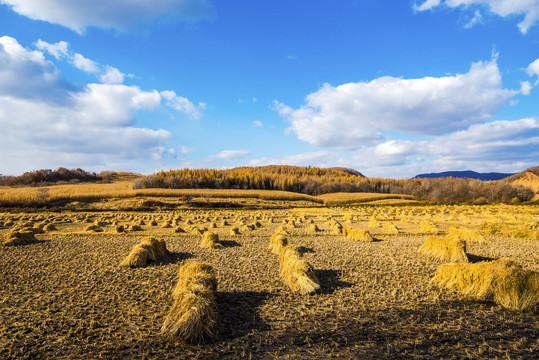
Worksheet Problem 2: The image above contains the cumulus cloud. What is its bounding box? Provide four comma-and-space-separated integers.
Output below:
414, 0, 539, 33
0, 36, 203, 174
527, 58, 539, 83
72, 53, 100, 74
276, 58, 515, 150
252, 120, 263, 127
35, 39, 68, 59
0, 0, 216, 33
212, 150, 252, 160
0, 36, 72, 103
160, 90, 203, 119
99, 65, 125, 84
249, 151, 339, 167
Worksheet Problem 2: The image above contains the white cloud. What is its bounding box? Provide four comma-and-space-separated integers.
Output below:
0, 0, 216, 34
179, 146, 194, 154
0, 36, 205, 174
277, 58, 515, 150
464, 10, 483, 28
520, 81, 532, 95
35, 39, 68, 59
212, 150, 252, 160
253, 120, 263, 127
249, 151, 339, 167
160, 90, 203, 119
0, 36, 71, 103
72, 53, 100, 73
99, 65, 124, 84
527, 58, 539, 85
414, 0, 539, 33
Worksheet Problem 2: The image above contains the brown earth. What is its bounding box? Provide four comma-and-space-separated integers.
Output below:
1, 205, 538, 359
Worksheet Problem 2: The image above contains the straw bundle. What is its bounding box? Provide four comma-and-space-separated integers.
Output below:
120, 237, 169, 267
419, 220, 438, 233
419, 236, 468, 263
383, 222, 399, 234
161, 261, 217, 343
278, 245, 320, 295
269, 233, 288, 255
230, 227, 240, 235
84, 224, 103, 232
3, 231, 37, 246
342, 227, 374, 242
448, 226, 486, 243
433, 260, 538, 311
200, 231, 222, 249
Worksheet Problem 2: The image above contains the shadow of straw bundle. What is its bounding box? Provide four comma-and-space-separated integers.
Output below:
342, 227, 374, 242
269, 233, 288, 255
3, 231, 37, 246
200, 231, 222, 249
433, 259, 539, 312
161, 261, 217, 343
278, 245, 320, 295
419, 236, 469, 263
119, 237, 169, 267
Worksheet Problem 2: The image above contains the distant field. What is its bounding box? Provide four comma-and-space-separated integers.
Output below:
317, 192, 416, 206
0, 182, 423, 208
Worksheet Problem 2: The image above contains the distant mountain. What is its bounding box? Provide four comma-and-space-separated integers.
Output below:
413, 170, 515, 181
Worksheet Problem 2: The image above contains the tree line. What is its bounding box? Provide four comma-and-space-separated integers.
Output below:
133, 165, 535, 204
0, 168, 101, 186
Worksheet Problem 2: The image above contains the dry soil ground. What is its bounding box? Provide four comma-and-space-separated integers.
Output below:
1, 205, 538, 359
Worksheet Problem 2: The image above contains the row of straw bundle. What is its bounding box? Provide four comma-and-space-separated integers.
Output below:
433, 259, 538, 312
342, 227, 374, 242
119, 237, 169, 267
278, 245, 320, 295
161, 261, 218, 343
419, 236, 469, 263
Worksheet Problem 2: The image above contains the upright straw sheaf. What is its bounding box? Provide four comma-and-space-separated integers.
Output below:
433, 260, 538, 312
161, 261, 217, 343
448, 226, 487, 243
342, 227, 374, 242
200, 231, 222, 249
419, 236, 468, 263
119, 237, 169, 267
269, 233, 288, 255
278, 245, 320, 295
419, 220, 438, 233
2, 230, 38, 246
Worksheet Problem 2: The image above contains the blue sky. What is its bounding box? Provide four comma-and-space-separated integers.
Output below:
0, 0, 538, 178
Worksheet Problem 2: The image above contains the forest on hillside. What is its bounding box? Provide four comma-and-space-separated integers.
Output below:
134, 166, 535, 204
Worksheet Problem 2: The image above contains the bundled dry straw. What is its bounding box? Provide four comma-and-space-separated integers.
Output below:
448, 226, 487, 243
120, 237, 169, 267
419, 236, 468, 263
3, 231, 38, 246
432, 260, 538, 312
200, 231, 222, 249
161, 261, 217, 343
342, 227, 374, 242
278, 245, 320, 295
269, 233, 288, 255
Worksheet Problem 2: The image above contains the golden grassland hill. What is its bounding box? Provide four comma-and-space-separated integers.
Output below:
0, 205, 538, 359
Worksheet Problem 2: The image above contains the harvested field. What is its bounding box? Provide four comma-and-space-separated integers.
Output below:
0, 204, 538, 359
